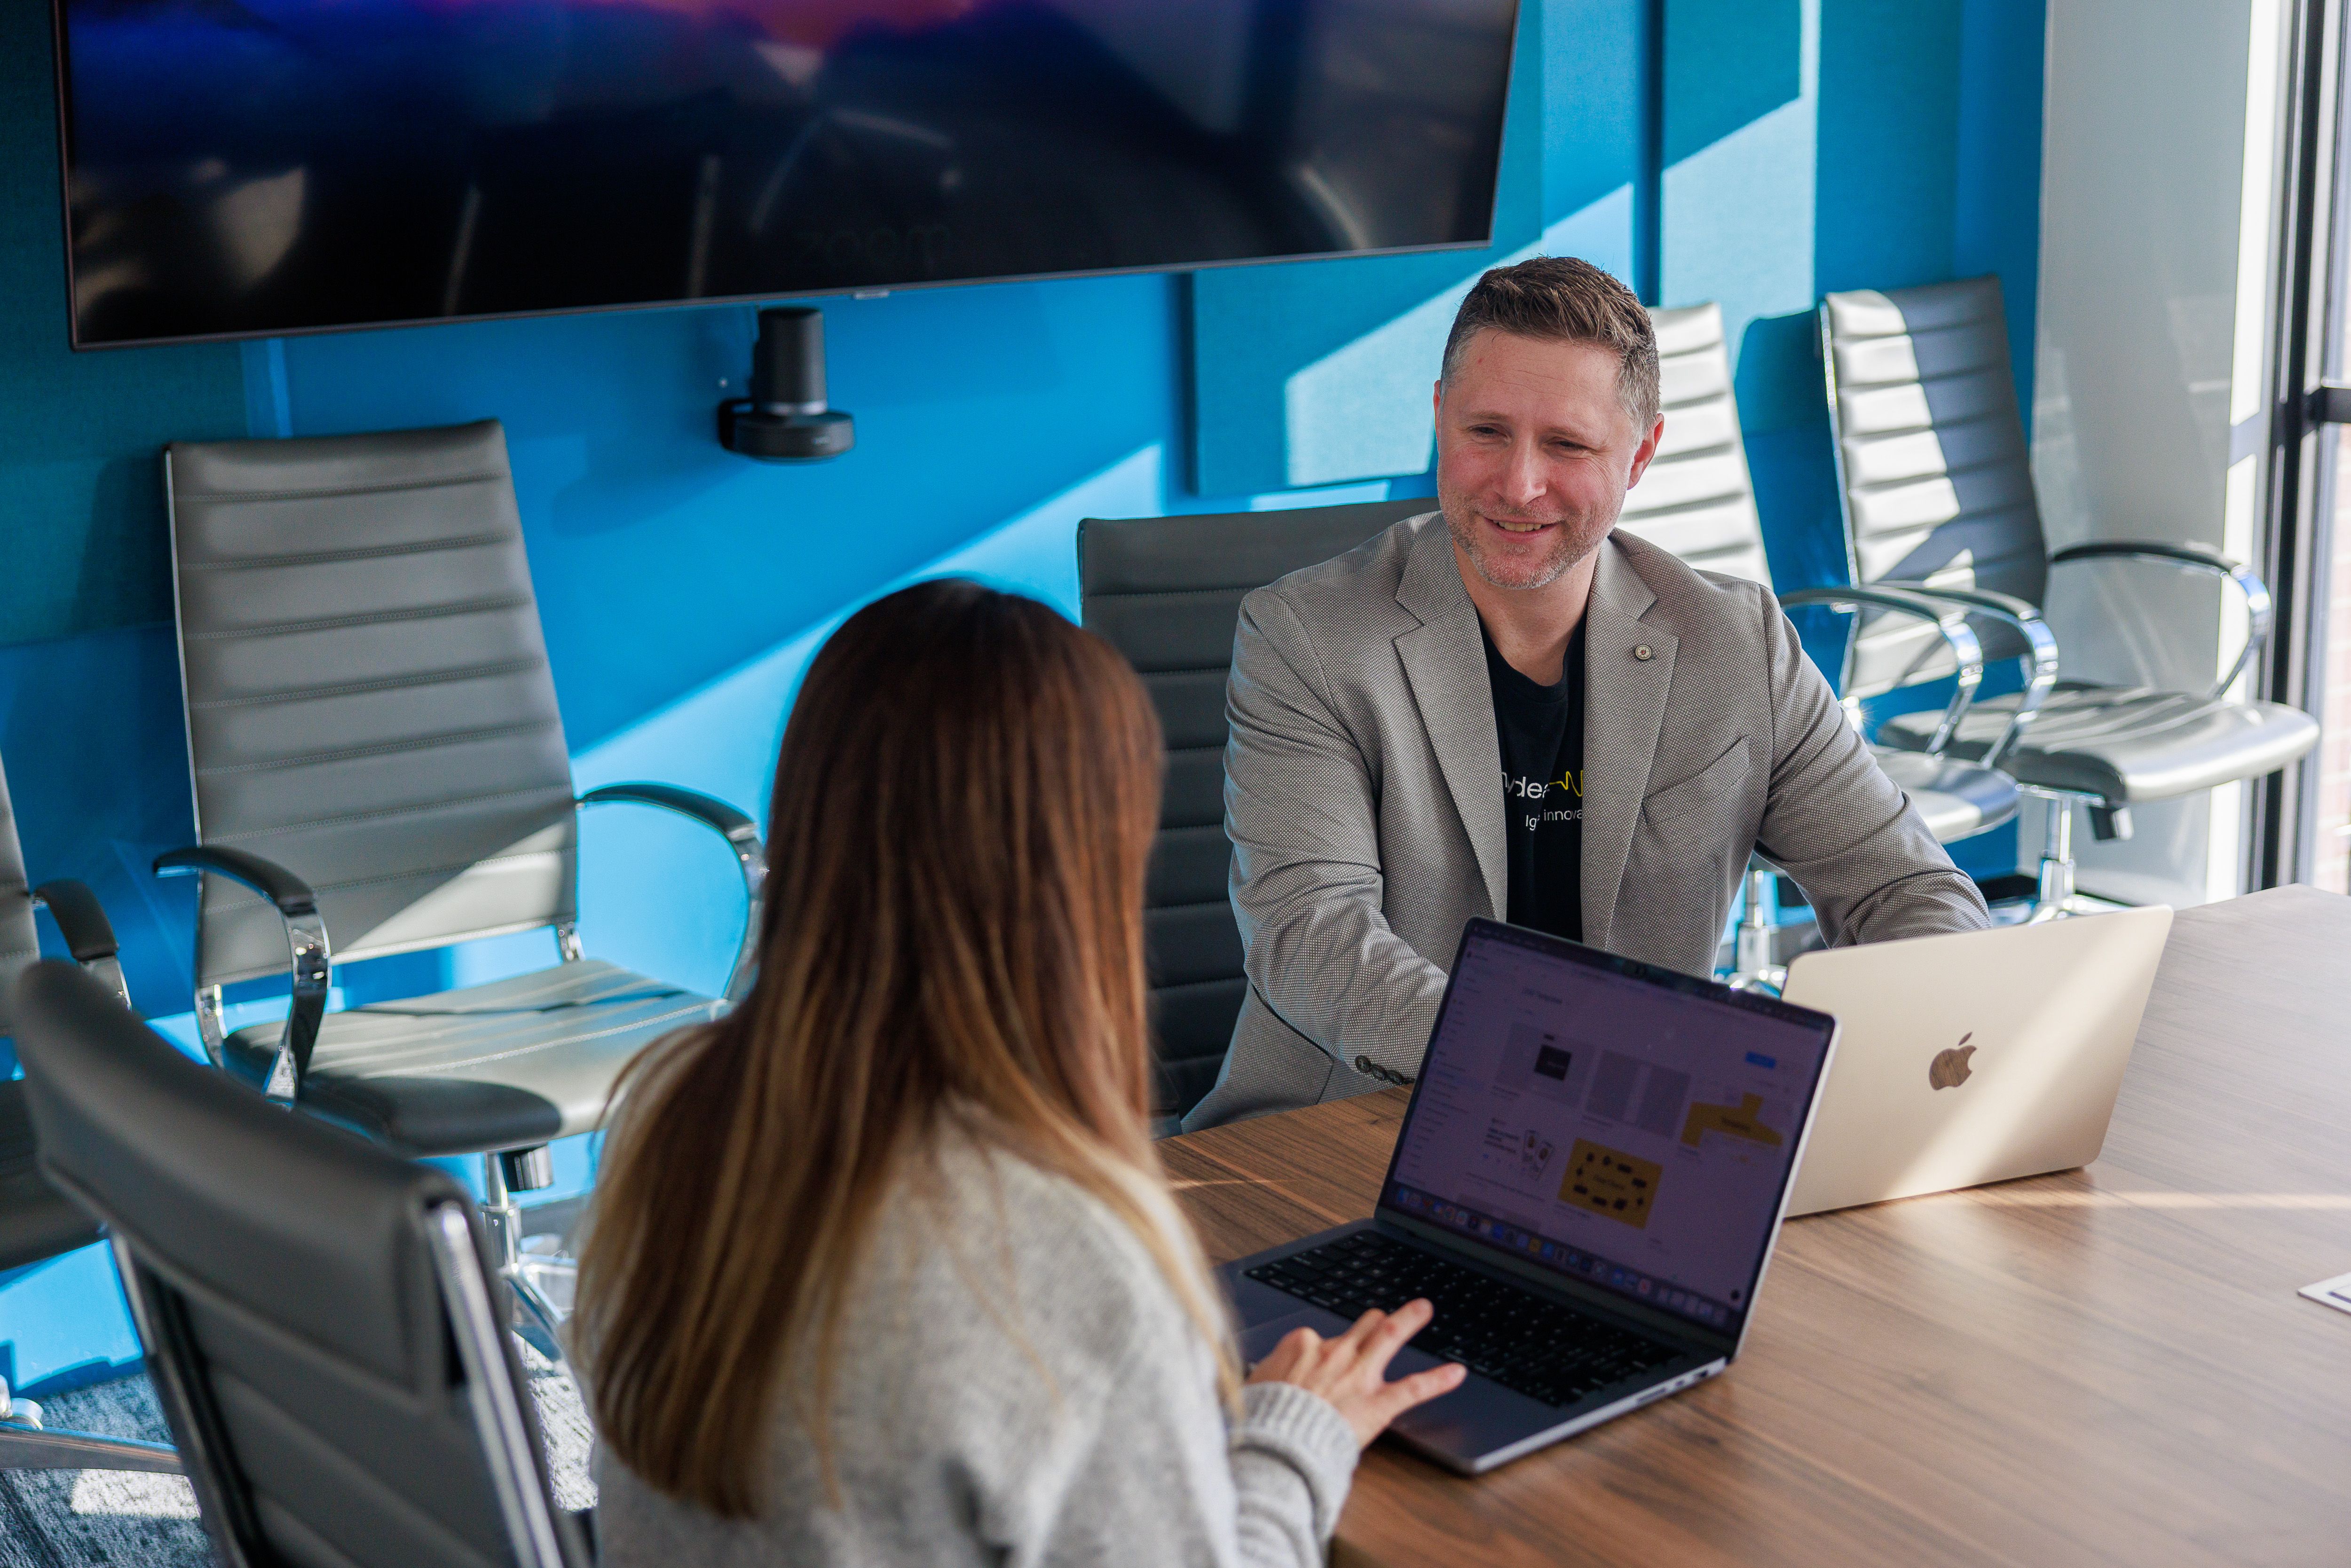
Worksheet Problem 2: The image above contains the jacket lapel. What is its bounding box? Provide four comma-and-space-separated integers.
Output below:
1394, 523, 1506, 920
1581, 540, 1675, 950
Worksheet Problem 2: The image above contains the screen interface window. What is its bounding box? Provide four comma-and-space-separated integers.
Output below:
1385, 933, 1829, 1331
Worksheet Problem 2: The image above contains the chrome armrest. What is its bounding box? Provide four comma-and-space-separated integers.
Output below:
577, 784, 766, 1008
2049, 540, 2273, 698
1877, 584, 2062, 770
29, 879, 130, 1009
1779, 585, 1986, 755
152, 846, 329, 1099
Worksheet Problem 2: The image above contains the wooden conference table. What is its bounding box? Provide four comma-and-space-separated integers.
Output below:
1163, 886, 2351, 1566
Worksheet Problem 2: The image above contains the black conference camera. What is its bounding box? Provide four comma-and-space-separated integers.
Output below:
718, 306, 855, 461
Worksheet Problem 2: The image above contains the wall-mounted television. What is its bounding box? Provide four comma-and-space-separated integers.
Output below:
53, 0, 1519, 348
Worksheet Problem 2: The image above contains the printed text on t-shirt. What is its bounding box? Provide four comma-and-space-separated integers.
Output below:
1507, 769, 1583, 834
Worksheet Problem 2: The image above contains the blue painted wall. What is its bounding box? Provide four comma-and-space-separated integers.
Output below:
1192, 0, 1645, 494
0, 0, 2045, 1390
1192, 0, 2045, 597
0, 4, 246, 647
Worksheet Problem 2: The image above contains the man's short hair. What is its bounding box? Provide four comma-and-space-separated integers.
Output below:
1440, 256, 1660, 429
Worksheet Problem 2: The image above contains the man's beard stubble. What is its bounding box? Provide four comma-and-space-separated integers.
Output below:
1441, 496, 1614, 593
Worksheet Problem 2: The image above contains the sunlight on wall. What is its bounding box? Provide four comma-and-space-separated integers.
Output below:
575, 445, 1159, 819
1661, 0, 1817, 338
1279, 187, 1638, 489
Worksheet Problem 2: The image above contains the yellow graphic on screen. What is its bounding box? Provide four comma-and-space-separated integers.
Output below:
1560, 1139, 1661, 1229
1679, 1092, 1784, 1150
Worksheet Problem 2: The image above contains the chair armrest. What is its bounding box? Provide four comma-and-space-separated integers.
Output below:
1876, 584, 2062, 770
30, 879, 131, 1009
2049, 541, 2273, 698
154, 844, 318, 911
1779, 586, 1986, 755
577, 784, 766, 1008
151, 847, 330, 1098
31, 880, 116, 963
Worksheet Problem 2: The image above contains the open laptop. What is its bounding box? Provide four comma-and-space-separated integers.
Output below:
1778, 905, 2173, 1217
1221, 918, 1838, 1474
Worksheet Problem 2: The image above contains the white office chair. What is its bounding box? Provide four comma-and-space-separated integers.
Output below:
1616, 302, 2029, 988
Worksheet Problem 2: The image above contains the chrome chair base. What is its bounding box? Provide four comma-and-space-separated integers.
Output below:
0, 1422, 183, 1474
0, 1377, 183, 1474
2023, 788, 2118, 923
512, 1243, 577, 1360
1727, 863, 1798, 994
479, 1151, 574, 1366
1730, 787, 2113, 981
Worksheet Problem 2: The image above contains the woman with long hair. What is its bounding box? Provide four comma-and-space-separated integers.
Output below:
577, 580, 1461, 1565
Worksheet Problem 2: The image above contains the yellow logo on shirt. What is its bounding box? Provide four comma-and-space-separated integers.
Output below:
1506, 769, 1582, 832
1505, 769, 1582, 801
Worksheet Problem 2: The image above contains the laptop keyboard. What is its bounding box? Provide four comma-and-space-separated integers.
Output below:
1244, 1230, 1680, 1408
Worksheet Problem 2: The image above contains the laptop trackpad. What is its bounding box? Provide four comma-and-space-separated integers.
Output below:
1239, 1307, 1351, 1366
1238, 1306, 1453, 1382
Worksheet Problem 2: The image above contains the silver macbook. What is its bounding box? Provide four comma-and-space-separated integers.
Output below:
1220, 918, 1838, 1474
1779, 906, 2173, 1218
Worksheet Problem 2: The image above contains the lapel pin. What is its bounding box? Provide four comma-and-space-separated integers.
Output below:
1633, 644, 1654, 661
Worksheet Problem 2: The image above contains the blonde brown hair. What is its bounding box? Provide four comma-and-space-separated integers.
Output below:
575, 579, 1235, 1518
1441, 254, 1661, 427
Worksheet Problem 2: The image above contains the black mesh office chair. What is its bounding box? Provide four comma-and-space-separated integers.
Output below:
1822, 277, 2318, 917
1616, 302, 2025, 985
155, 419, 763, 1354
0, 753, 182, 1474
14, 960, 587, 1568
1079, 498, 1427, 1127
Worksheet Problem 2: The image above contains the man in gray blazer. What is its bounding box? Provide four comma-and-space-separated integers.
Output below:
1184, 257, 1988, 1130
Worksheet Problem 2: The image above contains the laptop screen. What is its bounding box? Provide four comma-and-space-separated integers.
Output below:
1378, 920, 1836, 1338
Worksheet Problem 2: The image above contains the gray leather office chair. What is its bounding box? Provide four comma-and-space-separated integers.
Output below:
156, 419, 762, 1354
14, 960, 588, 1568
1822, 277, 2319, 918
1617, 302, 2024, 985
1079, 498, 1427, 1127
0, 752, 182, 1476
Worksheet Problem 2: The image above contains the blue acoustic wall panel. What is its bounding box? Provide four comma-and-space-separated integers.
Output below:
268, 274, 1178, 752
1954, 0, 2047, 405
1667, 0, 2042, 604
0, 8, 246, 646
0, 625, 197, 1027
1192, 0, 1568, 495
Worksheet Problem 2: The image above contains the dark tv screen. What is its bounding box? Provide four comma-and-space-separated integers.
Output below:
54, 0, 1519, 347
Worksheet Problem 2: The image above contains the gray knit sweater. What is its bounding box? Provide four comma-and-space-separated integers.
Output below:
591, 1138, 1359, 1567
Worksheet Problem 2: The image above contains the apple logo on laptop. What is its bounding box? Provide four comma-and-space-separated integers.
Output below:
1928, 1033, 1976, 1091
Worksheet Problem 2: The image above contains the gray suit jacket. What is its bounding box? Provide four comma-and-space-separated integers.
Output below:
1183, 512, 1988, 1130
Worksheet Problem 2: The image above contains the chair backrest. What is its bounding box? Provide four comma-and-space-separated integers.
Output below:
1821, 276, 2049, 694
1079, 498, 1428, 1119
0, 751, 110, 1274
164, 420, 579, 990
1614, 301, 1770, 587
0, 751, 39, 1044
14, 959, 580, 1568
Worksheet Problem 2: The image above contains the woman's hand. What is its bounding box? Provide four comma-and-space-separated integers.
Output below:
1245, 1299, 1467, 1448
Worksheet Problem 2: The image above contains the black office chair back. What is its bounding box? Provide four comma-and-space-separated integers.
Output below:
0, 753, 40, 1041
0, 753, 109, 1273
1821, 276, 2049, 696
164, 421, 579, 990
13, 960, 581, 1568
1079, 498, 1428, 1120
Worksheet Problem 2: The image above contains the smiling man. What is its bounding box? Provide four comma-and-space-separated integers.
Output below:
1183, 256, 1988, 1130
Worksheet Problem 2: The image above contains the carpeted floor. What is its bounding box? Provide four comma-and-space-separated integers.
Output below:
0, 1344, 596, 1568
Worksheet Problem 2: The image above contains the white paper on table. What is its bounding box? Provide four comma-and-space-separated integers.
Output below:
2298, 1269, 2351, 1316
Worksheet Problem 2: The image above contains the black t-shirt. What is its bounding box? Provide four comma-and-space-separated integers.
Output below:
1482, 620, 1587, 944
